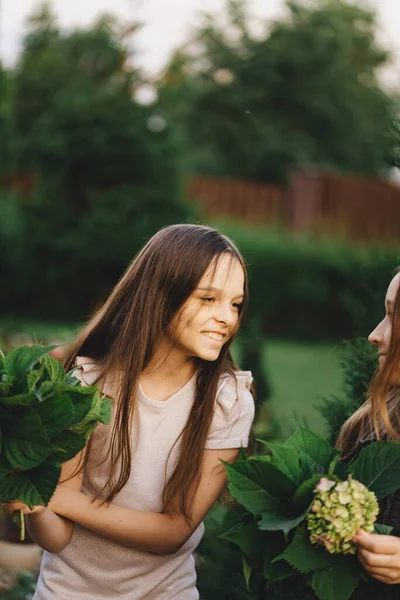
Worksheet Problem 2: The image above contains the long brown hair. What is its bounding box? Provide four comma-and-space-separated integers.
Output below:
64, 224, 248, 522
337, 270, 400, 458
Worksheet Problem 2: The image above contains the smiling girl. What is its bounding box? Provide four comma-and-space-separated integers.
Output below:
2, 224, 255, 600
337, 271, 400, 597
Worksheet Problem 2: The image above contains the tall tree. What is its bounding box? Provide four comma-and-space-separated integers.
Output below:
0, 4, 193, 319
158, 0, 395, 183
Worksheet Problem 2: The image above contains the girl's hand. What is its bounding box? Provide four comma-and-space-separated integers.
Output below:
354, 529, 400, 585
1, 500, 46, 516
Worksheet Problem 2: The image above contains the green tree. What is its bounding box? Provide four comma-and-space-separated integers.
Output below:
158, 0, 395, 183
0, 65, 15, 174
1, 4, 193, 319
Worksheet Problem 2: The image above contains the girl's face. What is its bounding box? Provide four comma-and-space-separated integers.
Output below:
171, 254, 245, 362
368, 273, 400, 368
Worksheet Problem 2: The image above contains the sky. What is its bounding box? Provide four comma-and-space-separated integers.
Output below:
1, 0, 400, 85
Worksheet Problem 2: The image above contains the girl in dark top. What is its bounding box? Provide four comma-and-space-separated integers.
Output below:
337, 271, 400, 596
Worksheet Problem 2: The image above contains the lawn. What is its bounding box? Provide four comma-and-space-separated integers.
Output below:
255, 340, 345, 439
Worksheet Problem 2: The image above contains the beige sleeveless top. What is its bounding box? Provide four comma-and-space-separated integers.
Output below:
33, 359, 254, 600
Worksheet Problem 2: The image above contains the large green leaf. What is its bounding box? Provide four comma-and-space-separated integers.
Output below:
291, 474, 328, 514
0, 373, 14, 397
224, 459, 295, 516
220, 520, 266, 564
34, 394, 75, 439
4, 345, 57, 392
263, 530, 294, 583
311, 556, 362, 600
69, 389, 105, 434
27, 362, 45, 392
43, 354, 65, 383
52, 430, 87, 463
67, 387, 96, 426
258, 508, 308, 535
284, 428, 334, 471
277, 524, 336, 574
0, 460, 61, 507
3, 408, 53, 470
263, 442, 302, 485
220, 503, 253, 537
0, 392, 37, 407
350, 441, 400, 499
0, 453, 12, 479
264, 557, 296, 583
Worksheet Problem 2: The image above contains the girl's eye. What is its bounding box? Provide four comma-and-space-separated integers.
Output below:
233, 303, 243, 311
201, 297, 215, 303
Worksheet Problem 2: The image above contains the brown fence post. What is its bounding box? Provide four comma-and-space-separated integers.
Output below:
288, 170, 326, 235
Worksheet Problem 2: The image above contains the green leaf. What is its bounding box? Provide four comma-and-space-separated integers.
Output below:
264, 557, 296, 583
263, 442, 302, 485
242, 556, 251, 591
220, 520, 265, 564
69, 389, 104, 434
4, 345, 57, 383
34, 394, 75, 439
258, 508, 308, 535
0, 454, 12, 479
65, 370, 80, 386
220, 503, 252, 537
333, 458, 349, 480
350, 441, 400, 499
43, 354, 65, 383
291, 474, 328, 514
374, 523, 393, 535
67, 387, 96, 426
52, 430, 87, 463
0, 374, 14, 397
0, 392, 37, 407
311, 556, 362, 600
263, 530, 294, 582
98, 397, 112, 425
284, 428, 334, 471
277, 524, 336, 574
3, 408, 53, 470
0, 460, 61, 507
224, 459, 295, 516
27, 362, 45, 392
239, 447, 247, 461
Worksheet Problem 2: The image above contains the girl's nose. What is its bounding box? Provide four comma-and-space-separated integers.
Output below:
368, 324, 382, 346
216, 303, 235, 326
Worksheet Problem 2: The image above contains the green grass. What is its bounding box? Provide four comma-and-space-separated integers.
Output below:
0, 317, 77, 350
255, 340, 345, 439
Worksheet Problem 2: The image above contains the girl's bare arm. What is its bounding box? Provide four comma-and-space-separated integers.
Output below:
46, 447, 238, 555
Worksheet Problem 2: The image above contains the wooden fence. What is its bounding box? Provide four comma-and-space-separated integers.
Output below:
187, 171, 400, 245
2, 170, 400, 245
187, 177, 287, 226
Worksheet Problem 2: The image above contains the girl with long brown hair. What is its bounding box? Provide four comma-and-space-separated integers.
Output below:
2, 224, 255, 600
337, 270, 400, 596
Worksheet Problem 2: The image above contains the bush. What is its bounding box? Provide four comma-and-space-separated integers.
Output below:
317, 338, 378, 444
218, 222, 399, 341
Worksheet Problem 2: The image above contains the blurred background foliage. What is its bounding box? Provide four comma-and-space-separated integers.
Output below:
0, 0, 399, 597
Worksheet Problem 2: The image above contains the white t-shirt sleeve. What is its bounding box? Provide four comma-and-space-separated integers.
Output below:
205, 371, 255, 450
74, 356, 100, 386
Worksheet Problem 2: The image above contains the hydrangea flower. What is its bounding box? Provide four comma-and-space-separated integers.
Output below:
307, 475, 379, 554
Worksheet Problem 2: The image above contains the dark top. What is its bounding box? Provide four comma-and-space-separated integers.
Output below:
350, 434, 400, 599
351, 489, 400, 599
